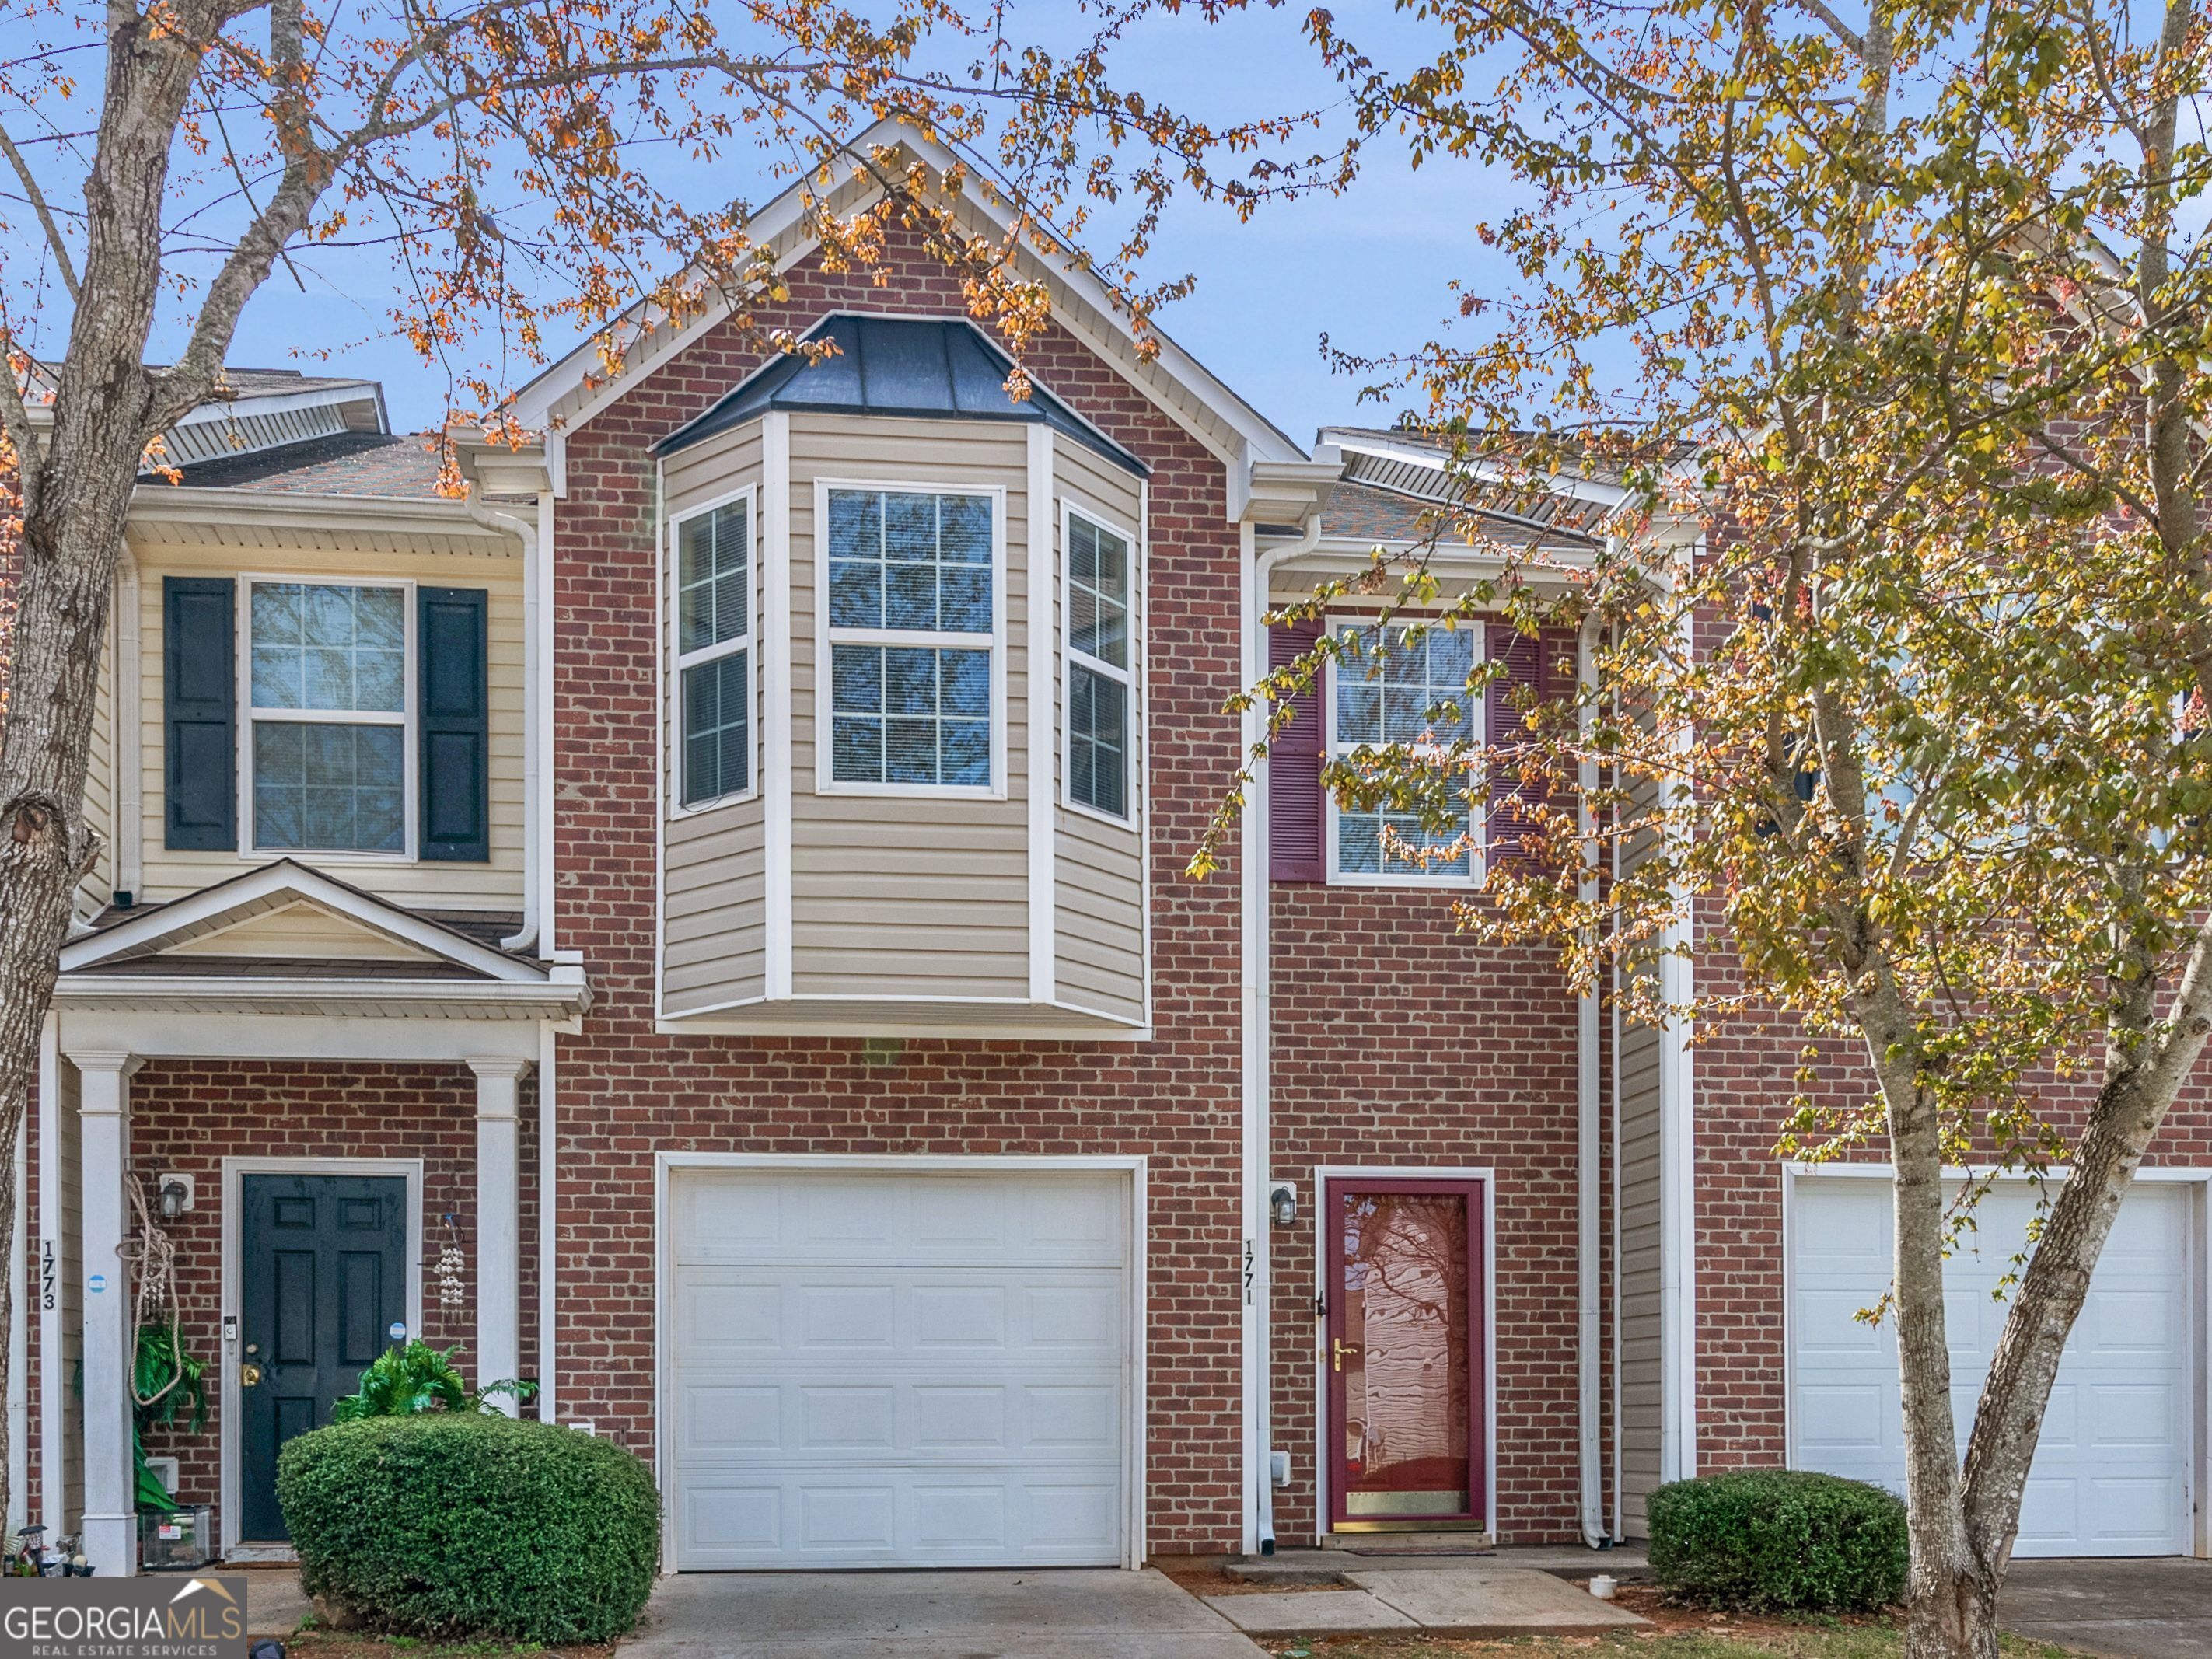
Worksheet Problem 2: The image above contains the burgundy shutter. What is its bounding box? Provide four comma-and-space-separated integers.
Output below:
1487, 624, 1545, 861
1269, 620, 1326, 882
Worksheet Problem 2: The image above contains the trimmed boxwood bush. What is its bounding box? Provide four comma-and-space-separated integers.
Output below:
278, 1413, 659, 1642
1648, 1469, 1907, 1612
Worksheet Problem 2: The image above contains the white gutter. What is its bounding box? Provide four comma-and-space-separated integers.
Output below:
1242, 513, 1325, 1556
1577, 613, 1609, 1547
468, 501, 543, 955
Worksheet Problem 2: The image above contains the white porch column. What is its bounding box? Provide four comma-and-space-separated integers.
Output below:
468, 1059, 527, 1413
69, 1050, 139, 1577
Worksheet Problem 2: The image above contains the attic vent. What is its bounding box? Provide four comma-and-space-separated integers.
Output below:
159, 403, 349, 466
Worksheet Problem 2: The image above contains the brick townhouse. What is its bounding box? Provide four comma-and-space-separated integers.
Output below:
11, 120, 2208, 1577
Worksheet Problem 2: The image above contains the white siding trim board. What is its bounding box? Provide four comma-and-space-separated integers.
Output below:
764, 414, 795, 1002
1028, 429, 1057, 1003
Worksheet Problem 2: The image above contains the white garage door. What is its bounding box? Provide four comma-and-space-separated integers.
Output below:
666, 1167, 1132, 1570
1792, 1175, 2195, 1556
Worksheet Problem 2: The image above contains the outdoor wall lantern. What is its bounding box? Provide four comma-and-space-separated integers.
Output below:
156, 1175, 194, 1221
1267, 1180, 1298, 1228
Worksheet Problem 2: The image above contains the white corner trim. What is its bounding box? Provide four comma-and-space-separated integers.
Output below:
1028, 428, 1057, 1002
35, 1018, 59, 1532
218, 1157, 423, 1554
1239, 519, 1267, 1556
763, 412, 795, 1001
114, 560, 143, 902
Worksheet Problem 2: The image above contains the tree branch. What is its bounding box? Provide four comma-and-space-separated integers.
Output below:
0, 114, 79, 301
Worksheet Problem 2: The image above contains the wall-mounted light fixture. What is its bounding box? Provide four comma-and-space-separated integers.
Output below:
1267, 1180, 1298, 1228
156, 1174, 194, 1221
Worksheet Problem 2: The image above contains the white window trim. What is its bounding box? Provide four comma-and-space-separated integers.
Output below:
812, 477, 1008, 800
667, 483, 761, 816
1323, 613, 1487, 889
1060, 499, 1141, 826
236, 573, 418, 864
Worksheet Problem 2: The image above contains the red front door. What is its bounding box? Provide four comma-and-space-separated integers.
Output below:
1324, 1178, 1487, 1530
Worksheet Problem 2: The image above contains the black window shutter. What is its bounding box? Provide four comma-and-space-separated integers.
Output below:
418, 587, 490, 862
164, 576, 236, 850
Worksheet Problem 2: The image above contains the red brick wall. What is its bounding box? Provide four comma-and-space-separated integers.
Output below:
21, 1058, 535, 1540
543, 228, 1254, 1550
1268, 884, 1594, 1544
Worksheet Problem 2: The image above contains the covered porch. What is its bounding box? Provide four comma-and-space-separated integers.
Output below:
30, 862, 588, 1573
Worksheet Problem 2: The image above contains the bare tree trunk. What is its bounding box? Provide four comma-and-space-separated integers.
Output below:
0, 7, 212, 1524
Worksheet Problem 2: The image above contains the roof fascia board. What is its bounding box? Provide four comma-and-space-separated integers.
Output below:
61, 862, 546, 982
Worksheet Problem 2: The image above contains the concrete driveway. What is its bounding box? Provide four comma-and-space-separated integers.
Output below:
617, 1568, 1266, 1659
2003, 1559, 2212, 1659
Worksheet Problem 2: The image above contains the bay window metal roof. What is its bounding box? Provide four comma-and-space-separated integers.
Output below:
652, 313, 1148, 475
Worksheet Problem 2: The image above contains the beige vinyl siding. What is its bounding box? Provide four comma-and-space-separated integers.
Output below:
788, 415, 1031, 1001
55, 1060, 82, 1531
661, 421, 767, 1015
77, 593, 116, 917
165, 899, 439, 961
1051, 438, 1147, 1022
131, 534, 524, 911
1616, 1004, 1665, 1535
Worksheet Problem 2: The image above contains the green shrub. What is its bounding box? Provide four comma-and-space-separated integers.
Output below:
1648, 1469, 1908, 1612
278, 1414, 658, 1642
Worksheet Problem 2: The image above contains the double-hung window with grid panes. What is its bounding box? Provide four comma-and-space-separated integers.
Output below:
674, 497, 754, 806
246, 579, 410, 854
1327, 619, 1483, 882
1064, 510, 1133, 819
824, 487, 997, 791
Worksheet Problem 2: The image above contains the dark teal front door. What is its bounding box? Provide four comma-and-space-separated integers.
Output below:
238, 1173, 407, 1540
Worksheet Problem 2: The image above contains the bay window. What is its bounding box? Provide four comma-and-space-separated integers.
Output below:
1327, 618, 1483, 882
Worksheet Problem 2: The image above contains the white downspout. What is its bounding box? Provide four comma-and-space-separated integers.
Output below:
1242, 517, 1324, 1556
1577, 613, 1609, 1547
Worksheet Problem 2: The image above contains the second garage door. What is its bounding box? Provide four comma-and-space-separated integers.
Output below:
1791, 1175, 2195, 1556
666, 1166, 1132, 1570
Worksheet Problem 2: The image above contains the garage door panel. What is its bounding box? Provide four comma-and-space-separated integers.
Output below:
675, 1171, 1127, 1268
678, 1372, 1124, 1465
1791, 1178, 2193, 1558
669, 1170, 1130, 1570
674, 1465, 1124, 1569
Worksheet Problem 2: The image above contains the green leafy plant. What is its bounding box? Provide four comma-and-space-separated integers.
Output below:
279, 1415, 658, 1641
132, 1323, 208, 1514
1648, 1469, 1908, 1613
328, 1341, 536, 1422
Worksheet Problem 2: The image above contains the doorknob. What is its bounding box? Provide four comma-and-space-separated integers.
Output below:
1332, 1338, 1361, 1373
239, 1363, 262, 1388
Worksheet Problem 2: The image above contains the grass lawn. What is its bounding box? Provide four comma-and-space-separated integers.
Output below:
1257, 1608, 2088, 1659
281, 1627, 617, 1659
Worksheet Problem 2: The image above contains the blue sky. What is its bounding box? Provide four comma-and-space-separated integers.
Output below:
137, 1, 1508, 451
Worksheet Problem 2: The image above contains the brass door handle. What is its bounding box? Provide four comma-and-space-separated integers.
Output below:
1332, 1338, 1361, 1373
239, 1363, 262, 1388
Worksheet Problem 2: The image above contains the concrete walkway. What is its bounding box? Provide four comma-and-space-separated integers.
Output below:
619, 1569, 1266, 1659
2001, 1559, 2212, 1659
1203, 1559, 1649, 1640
